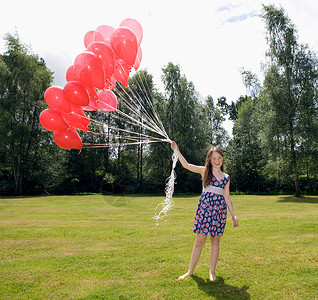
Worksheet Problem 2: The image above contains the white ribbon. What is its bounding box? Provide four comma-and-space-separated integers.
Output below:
202, 185, 224, 195
153, 148, 178, 223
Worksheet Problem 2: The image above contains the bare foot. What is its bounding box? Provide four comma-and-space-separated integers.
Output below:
209, 271, 216, 281
178, 271, 192, 280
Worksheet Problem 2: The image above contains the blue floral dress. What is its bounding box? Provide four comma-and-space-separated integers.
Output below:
193, 174, 229, 236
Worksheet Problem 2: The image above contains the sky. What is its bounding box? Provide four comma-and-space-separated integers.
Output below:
1, 0, 318, 133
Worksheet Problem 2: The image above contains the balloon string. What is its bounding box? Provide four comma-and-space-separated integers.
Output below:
87, 129, 168, 142
73, 103, 166, 142
113, 84, 160, 132
133, 71, 169, 138
134, 71, 167, 135
83, 139, 167, 148
82, 69, 176, 221
120, 78, 166, 136
100, 103, 166, 139
90, 108, 164, 140
103, 74, 177, 222
152, 147, 178, 224
88, 118, 165, 142
112, 84, 168, 139
108, 66, 169, 139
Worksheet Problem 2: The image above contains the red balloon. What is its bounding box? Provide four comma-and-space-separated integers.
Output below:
44, 86, 71, 113
86, 86, 98, 100
39, 108, 69, 132
120, 18, 143, 46
53, 128, 82, 150
105, 76, 116, 90
63, 111, 89, 132
84, 31, 95, 49
69, 104, 90, 125
114, 60, 130, 87
84, 30, 104, 48
71, 103, 86, 116
63, 81, 90, 106
97, 89, 117, 112
66, 65, 80, 82
83, 98, 99, 111
95, 25, 115, 45
74, 52, 105, 89
66, 65, 98, 100
87, 42, 115, 78
111, 27, 138, 66
133, 47, 142, 70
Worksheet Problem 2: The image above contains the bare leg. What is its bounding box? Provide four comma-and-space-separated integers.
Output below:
178, 233, 207, 280
209, 236, 220, 281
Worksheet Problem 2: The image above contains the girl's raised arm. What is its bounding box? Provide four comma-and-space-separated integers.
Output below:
171, 141, 205, 175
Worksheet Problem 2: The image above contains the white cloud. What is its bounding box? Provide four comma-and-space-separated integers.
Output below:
42, 51, 73, 87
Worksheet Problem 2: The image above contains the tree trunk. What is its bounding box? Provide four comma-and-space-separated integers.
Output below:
293, 162, 301, 197
14, 172, 23, 195
289, 123, 301, 197
117, 145, 121, 167
18, 174, 23, 195
137, 143, 140, 180
285, 63, 300, 197
140, 143, 143, 180
12, 149, 23, 196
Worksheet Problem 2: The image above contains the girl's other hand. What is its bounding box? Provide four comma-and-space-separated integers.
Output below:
232, 216, 239, 227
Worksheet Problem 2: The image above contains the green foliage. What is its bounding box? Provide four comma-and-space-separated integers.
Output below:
158, 63, 213, 192
0, 32, 64, 195
260, 4, 318, 196
226, 97, 266, 192
1, 12, 317, 196
206, 96, 229, 148
226, 5, 318, 195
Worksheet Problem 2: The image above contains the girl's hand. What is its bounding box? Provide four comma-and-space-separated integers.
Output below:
232, 216, 239, 227
171, 141, 178, 151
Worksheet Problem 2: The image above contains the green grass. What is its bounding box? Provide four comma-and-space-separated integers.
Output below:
0, 194, 317, 299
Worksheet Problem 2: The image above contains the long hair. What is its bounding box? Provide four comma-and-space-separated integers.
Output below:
202, 146, 224, 188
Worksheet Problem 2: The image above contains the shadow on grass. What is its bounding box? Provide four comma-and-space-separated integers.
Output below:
277, 196, 318, 204
103, 193, 135, 207
192, 275, 250, 300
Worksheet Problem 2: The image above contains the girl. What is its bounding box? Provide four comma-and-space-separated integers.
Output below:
170, 141, 239, 281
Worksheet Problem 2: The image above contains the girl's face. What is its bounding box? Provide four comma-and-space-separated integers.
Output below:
210, 152, 223, 170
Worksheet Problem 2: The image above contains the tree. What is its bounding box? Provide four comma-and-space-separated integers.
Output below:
261, 4, 318, 196
125, 69, 156, 183
218, 67, 268, 192
0, 33, 59, 195
206, 96, 229, 149
153, 62, 210, 192
161, 62, 181, 139
239, 68, 262, 98
226, 97, 266, 192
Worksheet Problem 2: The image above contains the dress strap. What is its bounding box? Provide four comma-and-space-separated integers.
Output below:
202, 185, 224, 195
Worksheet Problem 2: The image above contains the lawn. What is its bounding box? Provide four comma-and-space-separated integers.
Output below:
0, 193, 317, 299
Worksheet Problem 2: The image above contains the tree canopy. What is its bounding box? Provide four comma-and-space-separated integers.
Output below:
0, 5, 317, 196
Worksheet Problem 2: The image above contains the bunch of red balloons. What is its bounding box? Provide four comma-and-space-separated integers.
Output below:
39, 18, 143, 150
